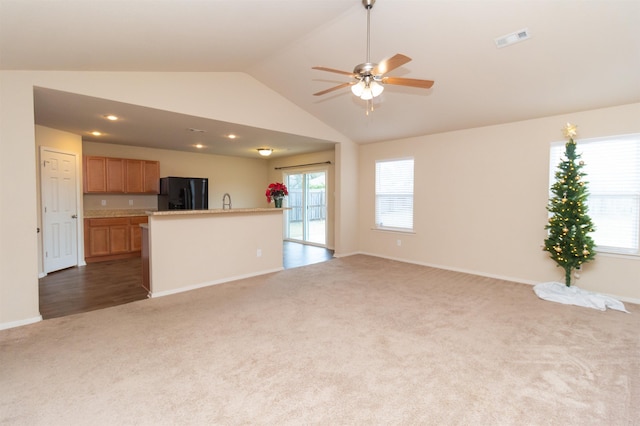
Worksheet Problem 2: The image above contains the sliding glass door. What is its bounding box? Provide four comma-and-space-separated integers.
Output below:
285, 171, 327, 246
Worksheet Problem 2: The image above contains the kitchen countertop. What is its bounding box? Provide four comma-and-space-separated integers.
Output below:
84, 209, 156, 218
147, 208, 285, 216
85, 208, 285, 218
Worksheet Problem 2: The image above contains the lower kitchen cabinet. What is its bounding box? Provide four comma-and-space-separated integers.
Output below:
84, 216, 148, 263
129, 216, 147, 252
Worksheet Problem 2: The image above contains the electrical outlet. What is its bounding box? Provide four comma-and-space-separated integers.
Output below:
257, 249, 262, 257
129, 199, 134, 206
101, 200, 107, 206
397, 239, 402, 247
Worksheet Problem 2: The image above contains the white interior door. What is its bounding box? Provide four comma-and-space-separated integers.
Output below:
41, 149, 78, 273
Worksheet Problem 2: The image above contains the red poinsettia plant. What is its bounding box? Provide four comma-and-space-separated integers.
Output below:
265, 182, 288, 203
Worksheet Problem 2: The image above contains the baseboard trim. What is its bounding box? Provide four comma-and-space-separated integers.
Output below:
0, 315, 43, 331
359, 251, 537, 284
333, 251, 360, 258
358, 251, 640, 305
149, 267, 284, 299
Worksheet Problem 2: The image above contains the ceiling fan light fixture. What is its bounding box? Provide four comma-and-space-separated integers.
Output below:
257, 148, 273, 157
360, 88, 374, 100
351, 80, 366, 97
370, 81, 384, 97
352, 79, 383, 100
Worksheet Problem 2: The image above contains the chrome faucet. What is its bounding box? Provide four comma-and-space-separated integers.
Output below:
222, 193, 232, 210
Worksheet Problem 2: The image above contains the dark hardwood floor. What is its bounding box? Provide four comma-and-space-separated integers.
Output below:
39, 242, 334, 320
283, 241, 334, 269
38, 257, 148, 320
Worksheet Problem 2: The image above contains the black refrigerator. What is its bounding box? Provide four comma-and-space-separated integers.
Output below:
158, 177, 208, 211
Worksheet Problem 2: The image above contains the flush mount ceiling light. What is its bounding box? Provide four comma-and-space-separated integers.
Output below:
227, 134, 238, 139
103, 114, 118, 121
257, 148, 273, 157
90, 131, 102, 136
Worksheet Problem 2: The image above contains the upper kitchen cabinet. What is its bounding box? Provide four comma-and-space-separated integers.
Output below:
106, 158, 125, 192
84, 156, 108, 192
142, 160, 160, 193
125, 159, 160, 193
83, 156, 160, 194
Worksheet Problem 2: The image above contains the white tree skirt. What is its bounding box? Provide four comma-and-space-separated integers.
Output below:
534, 282, 629, 312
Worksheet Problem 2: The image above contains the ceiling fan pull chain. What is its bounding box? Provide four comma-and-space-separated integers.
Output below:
365, 98, 374, 116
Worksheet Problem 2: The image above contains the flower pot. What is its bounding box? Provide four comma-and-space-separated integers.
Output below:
274, 198, 283, 208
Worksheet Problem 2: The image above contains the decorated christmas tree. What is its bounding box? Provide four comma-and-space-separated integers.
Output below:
543, 123, 596, 287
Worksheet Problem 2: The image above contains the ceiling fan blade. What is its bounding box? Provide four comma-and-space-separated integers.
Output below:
381, 76, 434, 89
313, 82, 354, 96
372, 54, 412, 75
312, 66, 355, 77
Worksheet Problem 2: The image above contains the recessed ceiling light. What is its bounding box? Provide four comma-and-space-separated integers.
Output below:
188, 128, 207, 133
90, 131, 102, 136
104, 115, 118, 121
195, 144, 205, 149
227, 134, 237, 139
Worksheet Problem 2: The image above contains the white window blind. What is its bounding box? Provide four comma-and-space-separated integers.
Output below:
375, 158, 414, 231
549, 134, 640, 255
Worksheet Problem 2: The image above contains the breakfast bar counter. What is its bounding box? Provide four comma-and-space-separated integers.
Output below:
144, 208, 285, 297
147, 207, 282, 217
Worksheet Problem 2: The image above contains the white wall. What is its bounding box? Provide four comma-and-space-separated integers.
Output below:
0, 71, 354, 329
335, 141, 360, 257
0, 75, 40, 328
358, 103, 640, 302
148, 211, 284, 296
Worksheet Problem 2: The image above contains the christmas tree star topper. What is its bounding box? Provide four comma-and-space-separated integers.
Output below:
563, 122, 578, 139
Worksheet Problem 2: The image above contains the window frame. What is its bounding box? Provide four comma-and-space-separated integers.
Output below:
374, 157, 415, 233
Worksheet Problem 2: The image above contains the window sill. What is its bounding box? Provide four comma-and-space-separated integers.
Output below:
371, 227, 416, 235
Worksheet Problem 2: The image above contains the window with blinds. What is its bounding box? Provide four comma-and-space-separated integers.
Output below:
375, 158, 414, 231
549, 134, 640, 255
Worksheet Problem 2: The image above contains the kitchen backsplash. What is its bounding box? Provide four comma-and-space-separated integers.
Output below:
83, 194, 158, 210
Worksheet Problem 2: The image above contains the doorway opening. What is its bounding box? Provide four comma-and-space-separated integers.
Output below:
284, 170, 327, 247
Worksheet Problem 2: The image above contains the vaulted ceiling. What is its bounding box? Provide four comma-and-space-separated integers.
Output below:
2, 0, 639, 157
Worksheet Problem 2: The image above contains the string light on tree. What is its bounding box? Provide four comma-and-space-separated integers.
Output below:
543, 123, 596, 287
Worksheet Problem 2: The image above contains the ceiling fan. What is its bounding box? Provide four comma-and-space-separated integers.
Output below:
312, 0, 434, 102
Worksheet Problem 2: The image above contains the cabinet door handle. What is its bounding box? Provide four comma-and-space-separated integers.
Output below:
71, 214, 78, 219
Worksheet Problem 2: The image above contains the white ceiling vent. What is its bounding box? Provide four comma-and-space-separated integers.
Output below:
495, 28, 531, 48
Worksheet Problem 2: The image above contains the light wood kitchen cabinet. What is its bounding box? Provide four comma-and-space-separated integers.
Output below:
83, 156, 108, 192
143, 160, 160, 193
125, 159, 160, 194
84, 216, 148, 263
83, 156, 159, 194
129, 216, 148, 252
106, 158, 125, 193
125, 160, 144, 193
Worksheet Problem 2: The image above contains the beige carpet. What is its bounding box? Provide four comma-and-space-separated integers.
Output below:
1, 255, 638, 425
